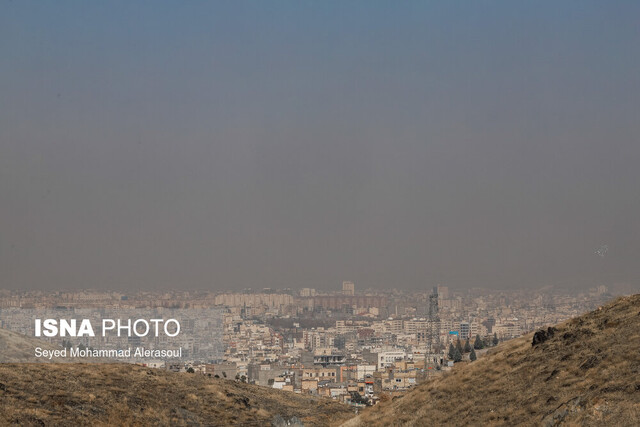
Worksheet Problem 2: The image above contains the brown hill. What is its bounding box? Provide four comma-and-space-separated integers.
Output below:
0, 363, 354, 426
0, 328, 66, 363
347, 294, 640, 426
0, 328, 112, 363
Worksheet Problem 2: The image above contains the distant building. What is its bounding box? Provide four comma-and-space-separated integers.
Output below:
213, 293, 293, 308
312, 295, 387, 310
459, 322, 470, 340
363, 349, 407, 371
436, 285, 449, 301
342, 281, 355, 296
300, 288, 316, 297
493, 321, 522, 339
373, 368, 418, 392
302, 367, 339, 382
248, 363, 287, 386
209, 362, 239, 379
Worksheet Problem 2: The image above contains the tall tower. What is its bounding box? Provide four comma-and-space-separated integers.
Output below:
342, 281, 355, 296
427, 286, 440, 356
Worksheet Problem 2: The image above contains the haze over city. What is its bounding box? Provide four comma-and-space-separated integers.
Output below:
1, 1, 639, 291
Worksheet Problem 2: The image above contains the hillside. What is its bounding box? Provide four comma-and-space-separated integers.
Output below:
0, 329, 113, 363
0, 363, 354, 426
0, 328, 66, 363
347, 294, 640, 426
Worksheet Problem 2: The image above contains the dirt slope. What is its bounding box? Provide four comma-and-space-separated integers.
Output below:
0, 328, 112, 363
0, 363, 354, 426
0, 329, 66, 363
347, 294, 640, 426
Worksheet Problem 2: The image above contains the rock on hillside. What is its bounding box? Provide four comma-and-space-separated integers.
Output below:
346, 294, 640, 426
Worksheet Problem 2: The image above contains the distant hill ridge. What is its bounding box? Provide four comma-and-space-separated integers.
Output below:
346, 294, 640, 426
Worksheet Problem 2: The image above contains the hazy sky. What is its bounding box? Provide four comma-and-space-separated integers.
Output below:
1, 2, 639, 291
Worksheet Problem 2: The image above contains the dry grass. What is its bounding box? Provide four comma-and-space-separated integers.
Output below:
0, 329, 69, 363
347, 294, 640, 427
0, 363, 354, 426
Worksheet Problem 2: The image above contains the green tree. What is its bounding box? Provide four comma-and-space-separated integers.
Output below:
455, 338, 463, 355
448, 343, 455, 360
470, 348, 477, 361
493, 332, 499, 346
240, 375, 247, 383
473, 334, 484, 350
187, 367, 195, 373
464, 338, 471, 353
350, 391, 370, 405
453, 348, 462, 363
